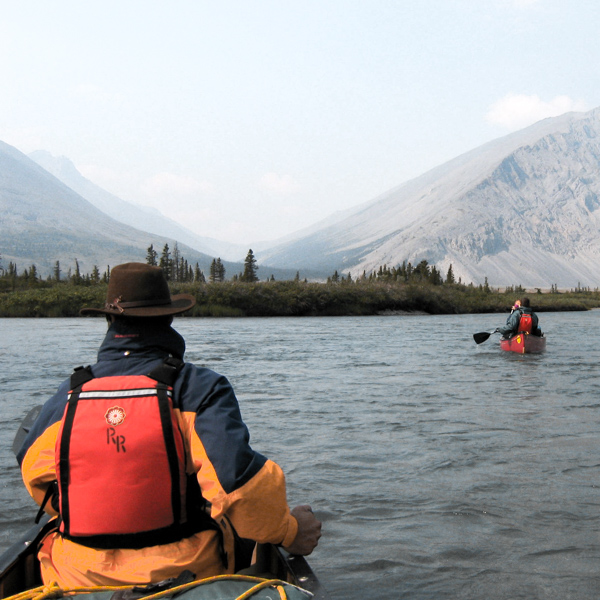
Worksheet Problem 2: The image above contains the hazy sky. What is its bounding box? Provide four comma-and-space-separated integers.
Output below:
1, 0, 598, 244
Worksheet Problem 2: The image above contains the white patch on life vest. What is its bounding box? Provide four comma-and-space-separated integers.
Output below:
105, 406, 126, 426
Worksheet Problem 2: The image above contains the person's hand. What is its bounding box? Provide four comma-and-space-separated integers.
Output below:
283, 505, 322, 556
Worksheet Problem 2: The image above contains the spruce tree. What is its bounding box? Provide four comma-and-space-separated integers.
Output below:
241, 249, 258, 282
209, 258, 225, 283
146, 244, 158, 266
91, 265, 100, 284
160, 244, 171, 280
216, 258, 226, 282
172, 243, 181, 281
73, 259, 82, 285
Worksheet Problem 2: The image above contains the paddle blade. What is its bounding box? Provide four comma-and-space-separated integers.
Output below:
473, 331, 493, 344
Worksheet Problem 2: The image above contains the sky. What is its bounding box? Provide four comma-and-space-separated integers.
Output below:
1, 0, 599, 245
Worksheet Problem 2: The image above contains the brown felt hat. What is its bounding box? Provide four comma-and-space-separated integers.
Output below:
80, 262, 196, 317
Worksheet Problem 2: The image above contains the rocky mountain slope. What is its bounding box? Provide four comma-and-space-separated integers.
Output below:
0, 141, 243, 278
257, 107, 600, 288
28, 150, 251, 262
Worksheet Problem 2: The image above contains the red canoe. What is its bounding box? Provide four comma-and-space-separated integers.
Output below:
500, 333, 547, 354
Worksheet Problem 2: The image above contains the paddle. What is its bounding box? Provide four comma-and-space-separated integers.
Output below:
473, 329, 499, 345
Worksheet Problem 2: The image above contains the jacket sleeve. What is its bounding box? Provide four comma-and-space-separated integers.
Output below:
18, 382, 70, 514
177, 367, 298, 548
498, 311, 520, 336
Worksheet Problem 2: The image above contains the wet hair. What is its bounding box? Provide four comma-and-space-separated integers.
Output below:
520, 297, 530, 308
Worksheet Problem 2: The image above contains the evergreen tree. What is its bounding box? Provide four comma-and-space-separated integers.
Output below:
209, 259, 218, 283
72, 259, 82, 285
241, 249, 259, 282
146, 244, 158, 266
194, 263, 205, 283
172, 243, 181, 281
445, 264, 455, 285
414, 260, 430, 281
216, 258, 226, 282
53, 261, 61, 282
209, 258, 225, 283
160, 244, 171, 280
91, 265, 100, 284
429, 265, 442, 285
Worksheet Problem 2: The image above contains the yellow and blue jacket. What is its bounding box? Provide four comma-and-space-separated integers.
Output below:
17, 319, 298, 587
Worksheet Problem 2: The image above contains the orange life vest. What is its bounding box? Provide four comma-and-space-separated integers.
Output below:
518, 311, 533, 334
55, 358, 204, 549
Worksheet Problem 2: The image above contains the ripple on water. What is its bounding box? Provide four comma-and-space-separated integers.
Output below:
3, 313, 600, 599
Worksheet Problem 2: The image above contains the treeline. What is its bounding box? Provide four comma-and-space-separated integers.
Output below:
2, 246, 600, 318
1, 277, 599, 319
0, 243, 263, 291
330, 259, 456, 285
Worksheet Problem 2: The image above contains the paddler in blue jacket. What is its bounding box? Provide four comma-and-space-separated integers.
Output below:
17, 262, 321, 587
497, 297, 542, 338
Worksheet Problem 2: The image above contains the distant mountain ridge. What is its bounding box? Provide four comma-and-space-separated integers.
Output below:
5, 107, 600, 287
28, 150, 252, 262
257, 107, 600, 288
0, 142, 258, 278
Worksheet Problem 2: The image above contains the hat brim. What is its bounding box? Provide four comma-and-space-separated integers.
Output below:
80, 294, 196, 317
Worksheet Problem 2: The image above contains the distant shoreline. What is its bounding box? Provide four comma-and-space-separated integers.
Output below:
0, 280, 598, 318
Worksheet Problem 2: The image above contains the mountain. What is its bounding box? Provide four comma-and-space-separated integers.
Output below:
28, 150, 251, 262
0, 141, 246, 278
257, 107, 600, 288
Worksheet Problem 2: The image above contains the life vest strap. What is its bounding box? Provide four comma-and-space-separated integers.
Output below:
60, 513, 219, 550
147, 357, 184, 387
70, 365, 95, 390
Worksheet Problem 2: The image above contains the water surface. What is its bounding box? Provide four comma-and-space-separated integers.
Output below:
1, 311, 599, 599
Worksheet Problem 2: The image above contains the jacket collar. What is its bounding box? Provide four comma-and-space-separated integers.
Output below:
97, 319, 186, 361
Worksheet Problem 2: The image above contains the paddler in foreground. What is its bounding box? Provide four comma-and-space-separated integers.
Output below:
15, 262, 321, 587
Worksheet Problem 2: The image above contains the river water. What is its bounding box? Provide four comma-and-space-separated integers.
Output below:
1, 312, 599, 599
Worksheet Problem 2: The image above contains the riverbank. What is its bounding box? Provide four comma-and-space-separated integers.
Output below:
1, 280, 598, 317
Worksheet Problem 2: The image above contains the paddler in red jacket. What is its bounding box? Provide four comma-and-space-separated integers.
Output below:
17, 262, 321, 587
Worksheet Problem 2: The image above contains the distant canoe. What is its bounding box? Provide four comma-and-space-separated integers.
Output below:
500, 333, 547, 354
